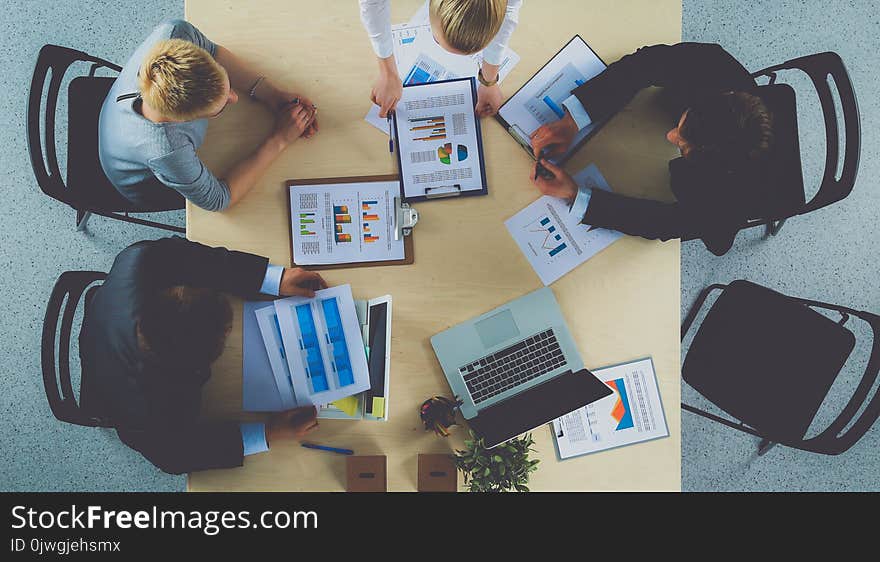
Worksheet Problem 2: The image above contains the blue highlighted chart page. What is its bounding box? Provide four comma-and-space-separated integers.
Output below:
271, 285, 372, 405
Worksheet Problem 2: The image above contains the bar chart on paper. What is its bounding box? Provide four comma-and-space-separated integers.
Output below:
525, 62, 586, 124
289, 181, 405, 265
527, 215, 569, 258
505, 164, 623, 285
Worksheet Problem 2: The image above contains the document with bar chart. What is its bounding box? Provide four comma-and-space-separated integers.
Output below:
393, 78, 486, 200
272, 285, 371, 406
497, 36, 607, 163
505, 164, 623, 285
552, 358, 668, 460
289, 180, 405, 265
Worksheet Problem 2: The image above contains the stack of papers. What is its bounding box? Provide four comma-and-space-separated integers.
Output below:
365, 4, 521, 133
242, 285, 391, 421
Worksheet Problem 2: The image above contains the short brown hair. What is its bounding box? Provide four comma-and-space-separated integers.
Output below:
429, 0, 507, 54
680, 91, 774, 168
138, 286, 232, 369
138, 39, 227, 120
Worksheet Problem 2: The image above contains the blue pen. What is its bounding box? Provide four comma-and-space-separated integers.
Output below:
301, 442, 354, 456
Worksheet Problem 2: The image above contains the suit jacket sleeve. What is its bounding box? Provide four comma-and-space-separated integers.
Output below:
117, 422, 244, 475
571, 43, 755, 122
582, 161, 741, 256
134, 236, 270, 297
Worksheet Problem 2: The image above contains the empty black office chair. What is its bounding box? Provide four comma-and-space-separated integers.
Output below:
682, 52, 860, 251
681, 280, 880, 456
27, 45, 184, 233
42, 270, 113, 427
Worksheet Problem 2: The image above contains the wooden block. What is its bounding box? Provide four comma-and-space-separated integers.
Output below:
346, 455, 387, 492
417, 454, 458, 492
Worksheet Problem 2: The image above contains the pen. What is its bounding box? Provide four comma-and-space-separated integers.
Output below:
534, 149, 550, 180
387, 114, 394, 153
301, 442, 354, 456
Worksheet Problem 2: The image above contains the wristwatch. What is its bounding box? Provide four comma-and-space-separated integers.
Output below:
477, 68, 499, 87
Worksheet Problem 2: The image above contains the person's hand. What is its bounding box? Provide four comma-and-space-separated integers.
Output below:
272, 103, 317, 146
476, 83, 503, 118
269, 91, 319, 138
531, 158, 578, 202
266, 406, 318, 446
371, 57, 402, 118
530, 111, 579, 159
279, 268, 328, 298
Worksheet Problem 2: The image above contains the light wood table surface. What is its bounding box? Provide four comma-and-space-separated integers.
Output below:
186, 0, 682, 491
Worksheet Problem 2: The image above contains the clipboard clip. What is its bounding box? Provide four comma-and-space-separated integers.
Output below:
394, 196, 419, 240
508, 124, 536, 158
425, 184, 461, 199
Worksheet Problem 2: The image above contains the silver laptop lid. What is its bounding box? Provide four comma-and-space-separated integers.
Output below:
430, 287, 584, 420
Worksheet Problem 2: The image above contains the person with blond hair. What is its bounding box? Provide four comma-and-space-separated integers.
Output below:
99, 19, 319, 212
359, 0, 522, 118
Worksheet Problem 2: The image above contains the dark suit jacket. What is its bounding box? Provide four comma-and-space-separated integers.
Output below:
79, 237, 270, 474
571, 43, 763, 256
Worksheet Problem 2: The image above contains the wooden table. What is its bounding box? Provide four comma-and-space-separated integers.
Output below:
186, 0, 682, 491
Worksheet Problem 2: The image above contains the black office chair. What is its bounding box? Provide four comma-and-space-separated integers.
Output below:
27, 45, 185, 233
42, 270, 113, 427
681, 280, 880, 456
681, 52, 860, 250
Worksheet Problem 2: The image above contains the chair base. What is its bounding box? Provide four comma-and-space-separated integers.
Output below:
766, 218, 787, 236
74, 207, 185, 234
76, 210, 92, 231
757, 438, 777, 456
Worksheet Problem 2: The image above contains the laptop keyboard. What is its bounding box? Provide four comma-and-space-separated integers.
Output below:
459, 329, 566, 404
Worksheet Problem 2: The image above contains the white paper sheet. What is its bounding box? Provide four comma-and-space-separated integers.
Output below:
505, 164, 623, 285
254, 305, 298, 409
289, 180, 405, 265
498, 37, 605, 161
273, 285, 371, 406
394, 78, 485, 197
552, 358, 669, 459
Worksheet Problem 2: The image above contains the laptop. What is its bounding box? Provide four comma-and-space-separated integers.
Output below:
431, 287, 612, 448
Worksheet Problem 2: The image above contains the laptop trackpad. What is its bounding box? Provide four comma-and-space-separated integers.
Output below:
475, 309, 520, 349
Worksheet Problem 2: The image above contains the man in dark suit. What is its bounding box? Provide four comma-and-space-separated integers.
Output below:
79, 236, 327, 474
530, 43, 775, 256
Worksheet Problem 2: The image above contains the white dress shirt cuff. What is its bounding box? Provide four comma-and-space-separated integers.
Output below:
260, 264, 284, 296
562, 95, 593, 131
569, 186, 593, 222
240, 422, 269, 456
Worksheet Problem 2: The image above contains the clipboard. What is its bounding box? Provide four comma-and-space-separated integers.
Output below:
391, 77, 488, 202
286, 174, 415, 270
495, 35, 608, 164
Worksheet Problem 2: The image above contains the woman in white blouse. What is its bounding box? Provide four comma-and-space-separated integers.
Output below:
359, 0, 522, 118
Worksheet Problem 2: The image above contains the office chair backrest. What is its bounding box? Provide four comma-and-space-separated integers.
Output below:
27, 44, 121, 208
749, 51, 861, 222
41, 270, 112, 427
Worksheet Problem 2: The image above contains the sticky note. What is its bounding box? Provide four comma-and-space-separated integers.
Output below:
372, 397, 386, 419
332, 396, 360, 417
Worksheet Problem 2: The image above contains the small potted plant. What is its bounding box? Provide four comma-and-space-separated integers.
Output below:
453, 430, 540, 492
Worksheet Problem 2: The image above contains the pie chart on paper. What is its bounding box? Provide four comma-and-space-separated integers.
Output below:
437, 143, 453, 164
457, 144, 468, 162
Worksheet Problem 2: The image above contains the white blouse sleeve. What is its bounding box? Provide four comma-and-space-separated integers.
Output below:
482, 0, 522, 66
359, 0, 394, 59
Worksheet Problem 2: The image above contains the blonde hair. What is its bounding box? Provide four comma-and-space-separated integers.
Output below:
138, 39, 227, 121
429, 0, 507, 54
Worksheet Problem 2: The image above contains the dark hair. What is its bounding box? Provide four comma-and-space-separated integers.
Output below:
138, 286, 232, 368
680, 91, 774, 169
